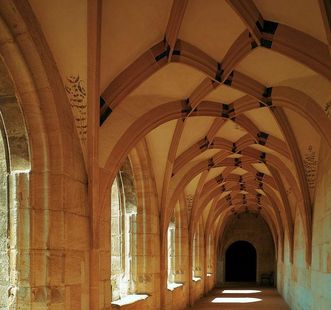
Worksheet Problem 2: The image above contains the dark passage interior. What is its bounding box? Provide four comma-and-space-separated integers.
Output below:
225, 241, 256, 282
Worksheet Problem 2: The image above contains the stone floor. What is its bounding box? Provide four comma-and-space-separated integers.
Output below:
190, 287, 290, 309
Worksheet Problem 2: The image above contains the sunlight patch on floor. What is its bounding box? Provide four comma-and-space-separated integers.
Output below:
222, 289, 261, 294
212, 297, 262, 303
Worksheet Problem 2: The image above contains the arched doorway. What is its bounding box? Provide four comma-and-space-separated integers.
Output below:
225, 241, 256, 282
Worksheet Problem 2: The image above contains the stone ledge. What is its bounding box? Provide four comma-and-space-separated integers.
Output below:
111, 294, 149, 308
167, 282, 184, 291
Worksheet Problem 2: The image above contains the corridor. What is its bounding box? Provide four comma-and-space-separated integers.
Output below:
190, 288, 290, 309
0, 0, 330, 308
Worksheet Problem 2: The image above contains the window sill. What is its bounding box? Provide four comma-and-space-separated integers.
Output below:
192, 276, 202, 282
111, 294, 149, 307
167, 282, 184, 291
206, 273, 212, 277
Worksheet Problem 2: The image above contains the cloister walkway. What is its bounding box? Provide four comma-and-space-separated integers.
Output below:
190, 287, 290, 309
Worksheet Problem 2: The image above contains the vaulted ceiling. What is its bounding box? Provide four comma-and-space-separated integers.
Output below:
29, 0, 331, 262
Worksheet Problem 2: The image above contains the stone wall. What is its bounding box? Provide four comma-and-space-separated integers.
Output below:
278, 141, 331, 309
0, 122, 9, 308
218, 213, 275, 285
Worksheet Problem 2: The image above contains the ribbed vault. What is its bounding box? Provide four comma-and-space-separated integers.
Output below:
97, 0, 331, 269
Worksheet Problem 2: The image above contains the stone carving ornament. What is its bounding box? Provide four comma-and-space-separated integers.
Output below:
65, 75, 87, 144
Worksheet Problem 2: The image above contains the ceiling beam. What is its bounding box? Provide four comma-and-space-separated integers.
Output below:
272, 107, 312, 265
318, 0, 331, 54
165, 0, 188, 59
161, 119, 185, 211
226, 0, 263, 44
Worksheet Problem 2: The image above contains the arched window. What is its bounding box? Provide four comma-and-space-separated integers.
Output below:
0, 58, 30, 309
167, 220, 176, 285
111, 158, 138, 302
167, 201, 186, 290
0, 117, 10, 308
192, 223, 202, 281
111, 176, 123, 301
192, 232, 197, 279
207, 234, 213, 276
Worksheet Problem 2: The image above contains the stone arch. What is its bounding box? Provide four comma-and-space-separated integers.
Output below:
100, 92, 331, 240
162, 193, 191, 309
125, 140, 161, 306
218, 213, 276, 285
0, 1, 87, 308
110, 156, 138, 301
109, 141, 161, 308
0, 55, 31, 308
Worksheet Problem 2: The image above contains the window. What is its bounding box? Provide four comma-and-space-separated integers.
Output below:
111, 159, 137, 302
167, 203, 184, 290
0, 57, 30, 309
207, 234, 213, 276
167, 220, 176, 285
0, 120, 10, 308
111, 177, 122, 301
192, 225, 202, 281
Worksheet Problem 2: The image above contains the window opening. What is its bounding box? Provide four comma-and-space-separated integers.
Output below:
0, 118, 10, 307
207, 234, 212, 275
192, 225, 201, 281
111, 159, 138, 302
167, 220, 176, 286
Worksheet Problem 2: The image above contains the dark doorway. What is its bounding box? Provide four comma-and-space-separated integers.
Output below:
225, 241, 256, 282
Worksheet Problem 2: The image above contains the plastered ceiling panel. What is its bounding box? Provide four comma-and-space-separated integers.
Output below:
100, 0, 173, 91
205, 167, 226, 183
252, 163, 271, 175
29, 0, 88, 148
179, 0, 246, 62
190, 149, 221, 165
255, 189, 266, 196
129, 63, 206, 100
275, 74, 331, 109
116, 94, 171, 118
186, 173, 202, 197
29, 0, 87, 78
146, 120, 177, 203
244, 108, 284, 141
236, 48, 317, 87
177, 117, 215, 155
204, 84, 246, 103
219, 191, 231, 200
215, 120, 247, 142
250, 144, 294, 173
231, 167, 248, 175
254, 0, 328, 43
227, 153, 242, 159
99, 105, 138, 166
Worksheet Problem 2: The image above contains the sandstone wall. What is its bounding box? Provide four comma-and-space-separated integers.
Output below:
278, 142, 331, 309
